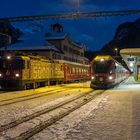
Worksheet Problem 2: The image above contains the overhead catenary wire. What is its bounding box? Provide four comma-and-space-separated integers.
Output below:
0, 10, 140, 22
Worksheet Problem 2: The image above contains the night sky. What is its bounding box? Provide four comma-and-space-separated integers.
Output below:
0, 0, 140, 51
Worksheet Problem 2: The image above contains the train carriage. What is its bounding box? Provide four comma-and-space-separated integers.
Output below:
0, 54, 91, 90
90, 55, 129, 89
0, 55, 64, 90
55, 60, 91, 83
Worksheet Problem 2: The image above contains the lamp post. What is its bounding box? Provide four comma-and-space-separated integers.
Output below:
114, 48, 118, 57
77, 0, 80, 13
76, 0, 80, 13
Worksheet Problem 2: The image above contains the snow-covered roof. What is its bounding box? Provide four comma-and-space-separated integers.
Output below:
0, 33, 60, 52
71, 42, 84, 49
46, 32, 69, 40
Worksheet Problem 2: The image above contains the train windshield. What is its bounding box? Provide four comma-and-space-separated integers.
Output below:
94, 61, 110, 73
0, 58, 24, 69
11, 59, 25, 69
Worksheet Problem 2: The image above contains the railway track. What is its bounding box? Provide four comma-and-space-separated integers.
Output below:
0, 86, 64, 101
0, 88, 71, 107
0, 82, 89, 104
0, 89, 104, 140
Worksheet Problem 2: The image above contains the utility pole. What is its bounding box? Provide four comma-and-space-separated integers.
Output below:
77, 0, 80, 13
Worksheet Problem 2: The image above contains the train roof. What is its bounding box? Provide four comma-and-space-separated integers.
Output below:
54, 59, 90, 67
2, 54, 50, 61
93, 55, 112, 61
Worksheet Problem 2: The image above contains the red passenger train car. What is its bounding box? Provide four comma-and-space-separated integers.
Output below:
90, 55, 129, 89
0, 54, 91, 90
57, 60, 90, 82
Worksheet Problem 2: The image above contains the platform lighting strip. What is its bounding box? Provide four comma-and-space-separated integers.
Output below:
0, 10, 140, 22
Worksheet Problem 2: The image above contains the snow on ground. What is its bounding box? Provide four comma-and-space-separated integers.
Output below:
1, 78, 140, 139
0, 83, 91, 126
30, 80, 139, 140
30, 92, 108, 140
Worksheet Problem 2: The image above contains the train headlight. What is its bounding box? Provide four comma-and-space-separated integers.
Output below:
100, 58, 104, 62
91, 76, 95, 80
15, 73, 20, 77
7, 55, 11, 60
0, 73, 2, 77
108, 76, 113, 80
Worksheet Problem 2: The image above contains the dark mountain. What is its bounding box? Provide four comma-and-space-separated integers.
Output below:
101, 18, 140, 56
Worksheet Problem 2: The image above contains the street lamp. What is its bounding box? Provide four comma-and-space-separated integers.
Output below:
114, 48, 118, 57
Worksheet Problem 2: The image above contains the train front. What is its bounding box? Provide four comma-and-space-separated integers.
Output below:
90, 56, 115, 89
0, 55, 24, 90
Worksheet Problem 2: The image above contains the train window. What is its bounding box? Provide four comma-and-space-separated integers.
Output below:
94, 62, 109, 73
72, 68, 75, 73
61, 65, 63, 71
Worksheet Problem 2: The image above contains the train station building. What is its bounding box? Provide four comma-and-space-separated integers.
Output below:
120, 48, 140, 81
0, 23, 89, 65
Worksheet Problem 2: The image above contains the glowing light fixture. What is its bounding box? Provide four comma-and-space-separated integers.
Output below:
108, 76, 113, 80
15, 73, 20, 77
130, 68, 133, 72
7, 56, 11, 60
100, 58, 104, 62
129, 62, 133, 67
91, 76, 95, 80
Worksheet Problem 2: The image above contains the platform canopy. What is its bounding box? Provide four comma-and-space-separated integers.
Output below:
120, 48, 140, 56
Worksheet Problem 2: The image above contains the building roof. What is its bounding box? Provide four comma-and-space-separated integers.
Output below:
71, 42, 85, 49
46, 32, 70, 40
120, 48, 140, 56
46, 31, 85, 49
0, 32, 60, 52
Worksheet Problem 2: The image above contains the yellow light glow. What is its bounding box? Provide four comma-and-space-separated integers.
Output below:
15, 73, 20, 77
100, 58, 104, 62
7, 56, 11, 60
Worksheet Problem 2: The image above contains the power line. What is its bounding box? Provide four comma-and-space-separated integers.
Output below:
0, 10, 140, 22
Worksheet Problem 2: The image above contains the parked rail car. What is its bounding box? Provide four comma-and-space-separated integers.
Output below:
90, 55, 129, 89
0, 55, 91, 90
55, 60, 91, 83
0, 55, 64, 90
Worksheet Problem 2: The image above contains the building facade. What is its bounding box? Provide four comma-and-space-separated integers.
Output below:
46, 23, 89, 64
0, 23, 89, 65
